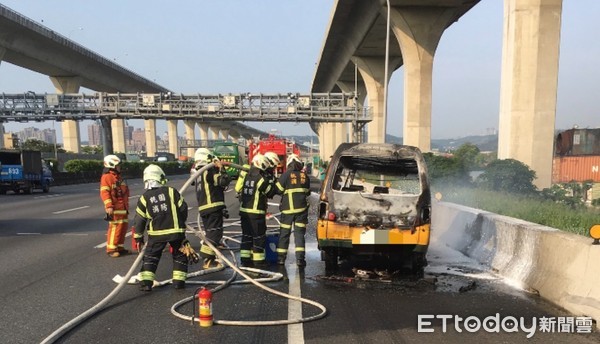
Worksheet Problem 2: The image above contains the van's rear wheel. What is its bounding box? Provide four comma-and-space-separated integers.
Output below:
411, 252, 426, 279
323, 249, 338, 274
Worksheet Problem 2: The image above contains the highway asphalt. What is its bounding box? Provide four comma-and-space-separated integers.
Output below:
1, 174, 599, 343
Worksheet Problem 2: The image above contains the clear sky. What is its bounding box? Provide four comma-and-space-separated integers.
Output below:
0, 0, 598, 142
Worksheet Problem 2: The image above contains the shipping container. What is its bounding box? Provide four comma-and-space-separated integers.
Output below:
552, 156, 600, 183
555, 128, 600, 156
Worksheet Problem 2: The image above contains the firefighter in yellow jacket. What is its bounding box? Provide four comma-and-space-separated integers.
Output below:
275, 154, 310, 267
193, 148, 231, 269
239, 154, 276, 266
100, 155, 130, 257
133, 165, 189, 291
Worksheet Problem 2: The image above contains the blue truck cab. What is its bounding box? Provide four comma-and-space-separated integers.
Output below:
0, 150, 53, 194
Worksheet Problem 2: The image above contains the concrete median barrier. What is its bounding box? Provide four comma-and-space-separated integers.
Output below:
432, 201, 600, 328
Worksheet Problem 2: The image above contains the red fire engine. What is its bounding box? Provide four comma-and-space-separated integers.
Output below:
248, 134, 300, 175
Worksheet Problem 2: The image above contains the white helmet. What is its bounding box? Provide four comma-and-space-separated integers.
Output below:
252, 154, 270, 171
264, 152, 280, 169
104, 154, 121, 168
286, 154, 301, 167
143, 164, 166, 184
194, 148, 214, 165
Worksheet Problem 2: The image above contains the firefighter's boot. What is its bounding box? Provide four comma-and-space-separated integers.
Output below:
296, 258, 306, 267
240, 258, 253, 267
139, 281, 152, 292
173, 280, 185, 289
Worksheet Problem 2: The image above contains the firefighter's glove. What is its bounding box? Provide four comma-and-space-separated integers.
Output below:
135, 237, 144, 253
179, 239, 200, 264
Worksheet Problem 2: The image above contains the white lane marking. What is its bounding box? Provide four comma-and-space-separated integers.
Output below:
34, 193, 64, 199
62, 233, 89, 236
52, 206, 90, 214
17, 232, 41, 235
287, 233, 304, 344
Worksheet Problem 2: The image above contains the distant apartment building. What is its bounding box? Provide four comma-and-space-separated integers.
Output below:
88, 123, 102, 146
130, 128, 146, 152
17, 127, 56, 144
125, 125, 134, 142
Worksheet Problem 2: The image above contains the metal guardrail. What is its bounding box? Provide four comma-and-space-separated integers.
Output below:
0, 92, 371, 124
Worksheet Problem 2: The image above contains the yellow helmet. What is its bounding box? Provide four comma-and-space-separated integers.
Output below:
103, 154, 121, 168
264, 151, 280, 168
143, 164, 166, 184
252, 154, 270, 171
286, 153, 301, 167
194, 148, 214, 165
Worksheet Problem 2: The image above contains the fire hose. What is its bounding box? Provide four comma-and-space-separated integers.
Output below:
41, 161, 326, 343
171, 161, 327, 325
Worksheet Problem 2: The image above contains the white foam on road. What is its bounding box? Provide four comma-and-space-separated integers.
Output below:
286, 234, 304, 344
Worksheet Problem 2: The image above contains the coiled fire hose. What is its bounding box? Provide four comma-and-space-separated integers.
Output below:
171, 161, 327, 325
41, 161, 327, 343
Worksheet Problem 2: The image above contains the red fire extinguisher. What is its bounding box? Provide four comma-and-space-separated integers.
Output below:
198, 287, 213, 327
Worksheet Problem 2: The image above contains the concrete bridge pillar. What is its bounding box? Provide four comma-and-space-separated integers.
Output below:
220, 129, 230, 141
198, 122, 209, 145
230, 132, 240, 144
498, 0, 562, 189
318, 123, 337, 163
167, 120, 178, 156
317, 124, 325, 163
50, 76, 82, 153
389, 6, 454, 152
326, 123, 337, 160
184, 120, 196, 158
144, 119, 157, 157
352, 57, 392, 144
111, 119, 126, 153
209, 126, 219, 141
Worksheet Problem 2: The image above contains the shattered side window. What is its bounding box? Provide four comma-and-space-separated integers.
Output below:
332, 155, 421, 195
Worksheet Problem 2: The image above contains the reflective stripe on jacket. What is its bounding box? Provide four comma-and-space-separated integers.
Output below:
134, 186, 188, 237
239, 167, 273, 215
100, 169, 129, 211
234, 164, 250, 193
196, 167, 230, 215
276, 166, 310, 214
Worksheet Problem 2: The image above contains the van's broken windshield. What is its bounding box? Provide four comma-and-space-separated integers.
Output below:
332, 155, 421, 196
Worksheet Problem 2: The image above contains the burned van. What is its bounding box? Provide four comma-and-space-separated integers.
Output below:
317, 143, 431, 277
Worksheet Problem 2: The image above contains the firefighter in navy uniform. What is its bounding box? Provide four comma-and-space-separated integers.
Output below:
193, 148, 231, 269
133, 165, 189, 291
275, 154, 311, 267
239, 154, 275, 266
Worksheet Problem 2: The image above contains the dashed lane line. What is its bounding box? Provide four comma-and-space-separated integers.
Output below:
52, 206, 90, 214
